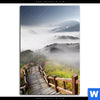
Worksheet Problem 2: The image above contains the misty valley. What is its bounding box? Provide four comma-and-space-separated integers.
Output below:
20, 21, 80, 93
21, 20, 80, 68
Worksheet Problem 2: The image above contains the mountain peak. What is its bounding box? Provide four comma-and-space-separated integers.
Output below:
51, 20, 80, 33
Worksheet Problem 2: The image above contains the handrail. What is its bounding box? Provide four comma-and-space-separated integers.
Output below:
48, 77, 53, 80
56, 78, 72, 83
20, 64, 32, 95
20, 68, 28, 94
38, 65, 80, 95
57, 86, 72, 95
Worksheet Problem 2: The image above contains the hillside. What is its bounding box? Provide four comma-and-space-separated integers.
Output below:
51, 21, 80, 33
42, 43, 79, 53
20, 50, 34, 64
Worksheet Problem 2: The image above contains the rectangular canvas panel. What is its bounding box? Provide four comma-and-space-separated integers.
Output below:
20, 5, 80, 95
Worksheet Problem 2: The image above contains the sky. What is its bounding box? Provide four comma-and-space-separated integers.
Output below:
20, 6, 80, 26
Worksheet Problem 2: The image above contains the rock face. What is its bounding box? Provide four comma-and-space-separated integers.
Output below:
20, 50, 34, 64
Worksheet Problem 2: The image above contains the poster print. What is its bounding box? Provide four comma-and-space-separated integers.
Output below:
20, 6, 80, 95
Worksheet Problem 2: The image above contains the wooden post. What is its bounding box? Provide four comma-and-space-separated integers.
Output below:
25, 68, 27, 76
72, 74, 78, 95
53, 75, 58, 92
24, 82, 28, 91
47, 75, 50, 87
23, 67, 27, 76
23, 68, 26, 76
63, 81, 66, 89
42, 70, 45, 80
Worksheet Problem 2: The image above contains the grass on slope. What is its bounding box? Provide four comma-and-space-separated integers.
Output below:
44, 61, 80, 94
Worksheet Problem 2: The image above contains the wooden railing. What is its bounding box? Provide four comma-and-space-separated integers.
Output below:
38, 65, 80, 95
20, 67, 28, 94
20, 64, 32, 95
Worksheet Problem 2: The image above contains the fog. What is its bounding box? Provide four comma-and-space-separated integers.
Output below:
21, 25, 80, 68
21, 26, 80, 51
45, 52, 79, 68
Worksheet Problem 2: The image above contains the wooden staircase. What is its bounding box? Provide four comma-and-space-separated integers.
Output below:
27, 66, 61, 95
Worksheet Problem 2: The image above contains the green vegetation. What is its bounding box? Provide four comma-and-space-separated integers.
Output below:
20, 63, 24, 68
20, 64, 27, 87
43, 61, 80, 94
44, 61, 80, 79
20, 63, 33, 94
20, 51, 80, 94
